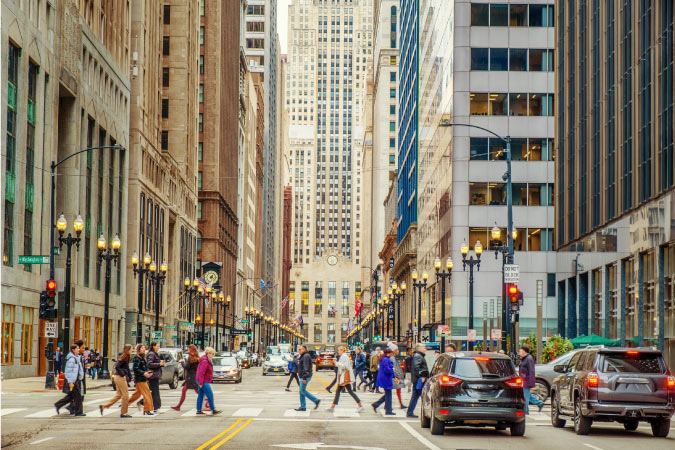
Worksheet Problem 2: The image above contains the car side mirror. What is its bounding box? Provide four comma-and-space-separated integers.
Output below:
553, 364, 567, 373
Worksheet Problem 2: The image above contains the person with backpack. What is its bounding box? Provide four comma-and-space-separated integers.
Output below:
285, 353, 300, 391
99, 344, 132, 417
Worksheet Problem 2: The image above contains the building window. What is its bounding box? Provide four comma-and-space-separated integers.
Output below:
471, 48, 489, 70
161, 98, 169, 118
161, 130, 168, 150
162, 36, 170, 56
162, 68, 170, 87
2, 305, 14, 365
163, 4, 170, 24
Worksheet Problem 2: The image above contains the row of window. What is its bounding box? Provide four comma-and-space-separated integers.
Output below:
470, 92, 554, 116
471, 3, 554, 27
471, 48, 554, 72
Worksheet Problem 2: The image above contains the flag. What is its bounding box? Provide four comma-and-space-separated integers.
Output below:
281, 296, 289, 309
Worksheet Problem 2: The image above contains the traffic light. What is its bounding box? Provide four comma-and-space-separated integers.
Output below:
45, 279, 57, 320
508, 285, 522, 311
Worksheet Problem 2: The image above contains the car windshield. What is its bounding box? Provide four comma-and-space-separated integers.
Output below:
600, 353, 665, 374
452, 358, 515, 378
212, 357, 237, 367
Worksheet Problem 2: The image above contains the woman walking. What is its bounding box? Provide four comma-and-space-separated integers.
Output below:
146, 342, 165, 412
285, 353, 300, 392
128, 344, 155, 415
371, 348, 396, 415
171, 345, 209, 411
195, 347, 222, 415
325, 346, 365, 413
100, 344, 132, 417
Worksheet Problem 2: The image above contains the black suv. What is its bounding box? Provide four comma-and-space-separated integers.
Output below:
420, 352, 526, 436
550, 347, 675, 437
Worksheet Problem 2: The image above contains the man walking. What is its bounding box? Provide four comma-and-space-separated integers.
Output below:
295, 345, 321, 411
353, 346, 367, 391
55, 344, 85, 416
406, 343, 429, 418
518, 346, 544, 413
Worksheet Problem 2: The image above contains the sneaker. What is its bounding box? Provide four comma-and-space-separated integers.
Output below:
314, 400, 321, 410
294, 407, 306, 412
196, 411, 206, 415
537, 403, 544, 413
212, 410, 222, 415
357, 406, 365, 413
120, 414, 132, 418
170, 406, 180, 412
99, 405, 104, 416
285, 388, 291, 392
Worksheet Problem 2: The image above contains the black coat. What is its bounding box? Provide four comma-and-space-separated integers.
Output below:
299, 352, 313, 379
132, 355, 149, 382
182, 359, 199, 390
410, 352, 429, 388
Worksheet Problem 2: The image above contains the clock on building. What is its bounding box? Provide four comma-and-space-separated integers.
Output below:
204, 270, 219, 285
327, 255, 338, 266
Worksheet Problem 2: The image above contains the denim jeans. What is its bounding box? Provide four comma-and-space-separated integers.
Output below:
523, 387, 543, 413
298, 377, 319, 409
373, 389, 393, 413
407, 387, 422, 416
197, 382, 215, 412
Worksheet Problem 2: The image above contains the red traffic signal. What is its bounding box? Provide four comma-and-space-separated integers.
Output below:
46, 279, 57, 298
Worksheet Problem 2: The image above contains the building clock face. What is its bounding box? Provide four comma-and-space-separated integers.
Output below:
204, 270, 219, 285
327, 255, 338, 266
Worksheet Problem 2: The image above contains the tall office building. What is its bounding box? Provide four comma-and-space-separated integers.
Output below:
286, 0, 373, 347
555, 1, 674, 368
392, 1, 558, 346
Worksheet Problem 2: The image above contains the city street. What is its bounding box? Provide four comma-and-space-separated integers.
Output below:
2, 367, 673, 449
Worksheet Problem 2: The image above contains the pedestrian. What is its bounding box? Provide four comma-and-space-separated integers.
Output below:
195, 347, 222, 415
368, 347, 381, 393
371, 348, 396, 415
518, 345, 544, 414
325, 346, 364, 413
53, 346, 62, 375
171, 345, 210, 411
99, 344, 132, 417
406, 343, 429, 418
294, 344, 321, 412
128, 344, 155, 415
387, 343, 406, 409
285, 353, 300, 392
146, 341, 165, 412
352, 346, 367, 391
54, 344, 86, 417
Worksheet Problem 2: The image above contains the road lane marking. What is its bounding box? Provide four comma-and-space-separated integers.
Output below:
232, 407, 263, 417
583, 444, 604, 450
194, 419, 243, 450
399, 421, 442, 450
29, 437, 55, 445
209, 417, 253, 450
1, 408, 27, 416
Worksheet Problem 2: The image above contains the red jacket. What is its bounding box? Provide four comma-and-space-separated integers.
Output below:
195, 355, 213, 385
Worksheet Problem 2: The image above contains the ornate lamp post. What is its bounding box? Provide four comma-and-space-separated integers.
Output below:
131, 251, 152, 344
148, 260, 168, 332
461, 239, 483, 350
96, 233, 121, 379
434, 256, 453, 353
411, 269, 428, 342
55, 213, 84, 353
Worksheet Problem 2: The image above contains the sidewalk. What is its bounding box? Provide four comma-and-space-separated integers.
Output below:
1, 375, 112, 393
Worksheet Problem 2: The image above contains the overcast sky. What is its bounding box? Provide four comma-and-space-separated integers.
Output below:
278, 0, 290, 55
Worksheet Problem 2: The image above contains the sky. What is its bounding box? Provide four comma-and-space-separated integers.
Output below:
278, 0, 290, 54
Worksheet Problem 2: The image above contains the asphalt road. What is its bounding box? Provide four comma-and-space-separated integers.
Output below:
2, 367, 674, 449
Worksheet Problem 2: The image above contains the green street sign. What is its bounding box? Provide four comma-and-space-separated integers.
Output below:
241, 320, 249, 323
18, 255, 49, 264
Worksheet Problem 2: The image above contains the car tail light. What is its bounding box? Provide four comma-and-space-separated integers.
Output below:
587, 372, 599, 388
504, 377, 523, 388
438, 409, 449, 414
438, 375, 462, 387
667, 376, 675, 390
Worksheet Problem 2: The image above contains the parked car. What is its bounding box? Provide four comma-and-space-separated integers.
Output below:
315, 352, 336, 371
262, 355, 290, 375
159, 347, 185, 380
420, 352, 526, 436
212, 355, 242, 383
550, 347, 675, 437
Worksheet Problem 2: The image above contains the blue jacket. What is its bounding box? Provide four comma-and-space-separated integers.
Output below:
354, 352, 366, 371
64, 351, 84, 383
376, 357, 394, 390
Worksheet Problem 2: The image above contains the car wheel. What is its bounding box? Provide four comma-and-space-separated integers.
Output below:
623, 420, 639, 431
169, 373, 178, 390
430, 410, 445, 436
573, 398, 592, 435
532, 379, 549, 402
510, 420, 526, 437
420, 399, 430, 428
551, 394, 566, 428
651, 418, 670, 438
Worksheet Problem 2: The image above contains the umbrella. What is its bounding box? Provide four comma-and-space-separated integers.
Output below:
570, 334, 621, 348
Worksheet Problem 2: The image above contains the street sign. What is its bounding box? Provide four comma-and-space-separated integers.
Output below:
19, 255, 49, 264
437, 325, 449, 336
44, 322, 57, 338
230, 329, 248, 335
152, 331, 162, 339
467, 329, 476, 342
504, 264, 520, 283
491, 328, 502, 340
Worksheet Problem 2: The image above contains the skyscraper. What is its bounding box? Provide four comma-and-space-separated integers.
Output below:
286, 0, 373, 346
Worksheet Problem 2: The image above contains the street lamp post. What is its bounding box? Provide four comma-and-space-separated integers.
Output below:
461, 239, 483, 350
132, 251, 152, 344
55, 213, 84, 354
411, 269, 428, 342
434, 256, 453, 353
96, 234, 121, 380
148, 260, 168, 332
